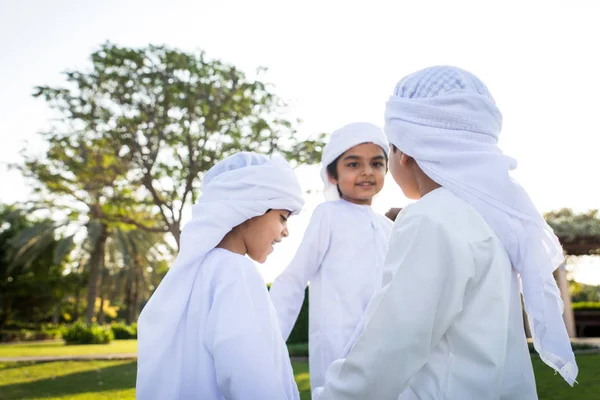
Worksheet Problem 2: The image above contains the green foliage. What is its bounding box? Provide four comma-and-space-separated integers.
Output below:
287, 342, 309, 357
30, 42, 325, 246
545, 209, 600, 255
287, 288, 309, 344
569, 280, 600, 302
8, 41, 326, 331
267, 284, 309, 344
62, 322, 114, 344
0, 329, 61, 343
0, 323, 64, 342
545, 209, 600, 241
572, 302, 600, 311
0, 205, 68, 326
110, 322, 137, 339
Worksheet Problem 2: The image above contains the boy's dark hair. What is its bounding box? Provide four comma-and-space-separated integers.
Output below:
326, 150, 389, 198
326, 155, 344, 198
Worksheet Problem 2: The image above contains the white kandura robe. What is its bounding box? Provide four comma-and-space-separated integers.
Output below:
314, 188, 537, 400
270, 199, 392, 391
175, 248, 299, 400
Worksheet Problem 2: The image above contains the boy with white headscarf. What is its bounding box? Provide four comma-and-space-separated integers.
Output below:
136, 152, 304, 400
270, 122, 393, 393
313, 66, 577, 399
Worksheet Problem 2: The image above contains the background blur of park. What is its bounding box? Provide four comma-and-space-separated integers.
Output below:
1, 1, 599, 399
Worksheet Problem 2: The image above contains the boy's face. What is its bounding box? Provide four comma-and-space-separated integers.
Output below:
242, 209, 291, 264
389, 145, 420, 199
328, 143, 386, 205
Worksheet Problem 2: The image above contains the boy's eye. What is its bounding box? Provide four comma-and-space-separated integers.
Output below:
280, 214, 288, 223
373, 162, 385, 168
347, 162, 359, 168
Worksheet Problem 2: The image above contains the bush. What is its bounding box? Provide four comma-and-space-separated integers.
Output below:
286, 288, 309, 344
41, 323, 64, 339
0, 328, 61, 343
572, 302, 600, 311
266, 284, 309, 344
287, 342, 309, 357
62, 322, 114, 345
110, 322, 137, 339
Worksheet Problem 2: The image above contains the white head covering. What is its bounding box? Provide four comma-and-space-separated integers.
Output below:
136, 152, 304, 396
320, 122, 389, 200
384, 66, 577, 385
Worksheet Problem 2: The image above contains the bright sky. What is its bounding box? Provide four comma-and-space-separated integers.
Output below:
1, 0, 598, 283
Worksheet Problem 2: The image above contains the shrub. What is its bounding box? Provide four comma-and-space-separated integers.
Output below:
62, 322, 114, 344
0, 329, 60, 343
110, 322, 137, 339
286, 288, 309, 344
572, 302, 600, 311
287, 342, 309, 357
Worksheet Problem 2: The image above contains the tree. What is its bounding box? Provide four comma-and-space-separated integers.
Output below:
0, 205, 67, 327
15, 126, 155, 325
102, 225, 172, 324
545, 209, 600, 255
32, 42, 325, 248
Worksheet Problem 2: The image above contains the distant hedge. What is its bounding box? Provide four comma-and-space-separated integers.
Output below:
572, 302, 600, 311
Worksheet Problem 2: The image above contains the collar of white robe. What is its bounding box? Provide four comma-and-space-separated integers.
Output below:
384, 66, 577, 385
320, 122, 389, 201
137, 152, 304, 393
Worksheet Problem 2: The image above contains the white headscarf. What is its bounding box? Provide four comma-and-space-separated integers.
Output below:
136, 152, 305, 396
320, 122, 389, 200
384, 66, 577, 385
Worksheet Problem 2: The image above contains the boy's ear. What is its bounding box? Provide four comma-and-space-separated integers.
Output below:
327, 172, 338, 185
400, 152, 412, 166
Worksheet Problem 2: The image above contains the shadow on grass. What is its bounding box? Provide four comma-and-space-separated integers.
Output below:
0, 360, 137, 400
0, 362, 37, 373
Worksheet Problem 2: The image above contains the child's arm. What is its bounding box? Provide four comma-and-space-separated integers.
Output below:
204, 266, 299, 400
269, 205, 331, 340
314, 214, 474, 399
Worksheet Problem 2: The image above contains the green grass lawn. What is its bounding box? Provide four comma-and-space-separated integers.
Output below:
0, 360, 311, 400
0, 340, 598, 399
0, 340, 137, 358
1, 356, 599, 399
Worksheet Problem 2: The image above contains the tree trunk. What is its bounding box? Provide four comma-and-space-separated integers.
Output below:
130, 266, 141, 323
124, 268, 134, 325
171, 225, 181, 251
73, 285, 81, 322
97, 264, 109, 325
125, 239, 143, 324
52, 302, 60, 325
85, 223, 109, 325
97, 292, 106, 325
0, 296, 13, 329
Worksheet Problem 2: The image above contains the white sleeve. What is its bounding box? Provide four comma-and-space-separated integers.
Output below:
269, 206, 331, 340
204, 270, 298, 400
315, 214, 474, 400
